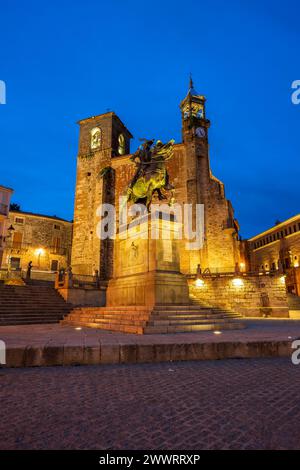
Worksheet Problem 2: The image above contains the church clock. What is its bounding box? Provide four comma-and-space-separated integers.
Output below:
195, 127, 206, 138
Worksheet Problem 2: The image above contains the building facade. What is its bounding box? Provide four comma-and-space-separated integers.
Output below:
71, 81, 242, 277
0, 210, 72, 276
0, 185, 13, 267
248, 215, 300, 295
248, 215, 300, 273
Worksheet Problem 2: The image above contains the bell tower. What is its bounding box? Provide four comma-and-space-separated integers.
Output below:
71, 112, 132, 276
180, 77, 210, 144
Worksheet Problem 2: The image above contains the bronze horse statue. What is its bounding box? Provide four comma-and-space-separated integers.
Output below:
126, 138, 175, 210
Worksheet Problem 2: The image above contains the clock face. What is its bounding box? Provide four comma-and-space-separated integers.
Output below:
196, 127, 206, 138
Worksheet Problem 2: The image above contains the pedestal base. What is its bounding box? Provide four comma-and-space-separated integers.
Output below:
106, 271, 189, 307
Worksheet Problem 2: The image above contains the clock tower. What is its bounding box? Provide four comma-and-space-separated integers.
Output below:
178, 78, 240, 272
180, 77, 210, 144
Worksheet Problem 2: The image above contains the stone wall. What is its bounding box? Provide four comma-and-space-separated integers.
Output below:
58, 286, 106, 307
188, 274, 289, 318
1, 211, 72, 272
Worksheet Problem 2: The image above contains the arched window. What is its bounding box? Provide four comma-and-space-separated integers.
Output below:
90, 127, 101, 150
118, 133, 126, 155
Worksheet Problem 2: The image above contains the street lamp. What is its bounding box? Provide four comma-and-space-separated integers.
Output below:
6, 225, 15, 239
35, 248, 45, 269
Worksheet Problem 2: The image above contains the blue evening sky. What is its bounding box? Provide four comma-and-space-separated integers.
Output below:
0, 0, 299, 238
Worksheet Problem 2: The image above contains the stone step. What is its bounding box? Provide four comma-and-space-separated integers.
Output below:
0, 285, 72, 324
0, 307, 71, 313
66, 310, 236, 322
143, 322, 245, 334
64, 315, 234, 327
62, 300, 244, 334
0, 319, 62, 325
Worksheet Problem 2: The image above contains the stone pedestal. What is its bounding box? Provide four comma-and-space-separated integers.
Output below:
63, 213, 245, 334
106, 213, 189, 307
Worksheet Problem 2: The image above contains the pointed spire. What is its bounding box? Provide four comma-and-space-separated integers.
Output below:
186, 74, 201, 98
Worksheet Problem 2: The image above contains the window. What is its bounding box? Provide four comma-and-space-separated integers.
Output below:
53, 224, 61, 230
118, 133, 126, 155
271, 262, 276, 271
52, 236, 61, 254
15, 217, 24, 224
90, 127, 101, 150
50, 260, 59, 271
10, 257, 20, 269
12, 231, 23, 249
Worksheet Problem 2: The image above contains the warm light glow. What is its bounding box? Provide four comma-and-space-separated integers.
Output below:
294, 262, 299, 268
35, 248, 45, 256
75, 327, 82, 330
232, 277, 244, 287
240, 262, 245, 269
195, 278, 205, 287
214, 331, 222, 335
280, 275, 286, 284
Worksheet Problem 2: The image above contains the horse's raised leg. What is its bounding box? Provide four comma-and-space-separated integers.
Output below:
155, 188, 167, 200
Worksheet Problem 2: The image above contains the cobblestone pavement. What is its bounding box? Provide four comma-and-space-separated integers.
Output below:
1, 358, 300, 450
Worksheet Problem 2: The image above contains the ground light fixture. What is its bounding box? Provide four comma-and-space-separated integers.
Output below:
195, 277, 205, 287
232, 277, 244, 287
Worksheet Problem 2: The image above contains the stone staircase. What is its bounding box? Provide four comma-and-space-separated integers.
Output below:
62, 303, 244, 334
0, 284, 72, 325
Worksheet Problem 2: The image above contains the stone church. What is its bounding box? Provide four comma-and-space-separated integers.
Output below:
71, 80, 242, 278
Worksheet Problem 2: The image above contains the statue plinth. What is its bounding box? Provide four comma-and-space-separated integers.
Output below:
106, 213, 189, 307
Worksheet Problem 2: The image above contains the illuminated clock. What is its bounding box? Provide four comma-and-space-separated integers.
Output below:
195, 127, 206, 138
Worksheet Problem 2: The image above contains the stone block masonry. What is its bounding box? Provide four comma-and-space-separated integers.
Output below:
189, 274, 289, 318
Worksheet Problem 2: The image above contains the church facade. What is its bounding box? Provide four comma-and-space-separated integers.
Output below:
71, 81, 243, 278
